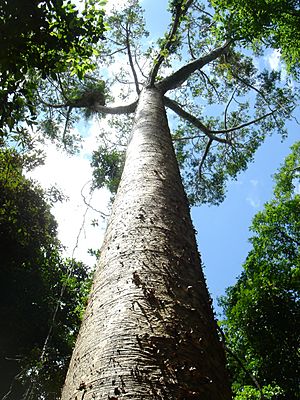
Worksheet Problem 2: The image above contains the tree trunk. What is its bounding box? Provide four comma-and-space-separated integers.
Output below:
61, 87, 231, 399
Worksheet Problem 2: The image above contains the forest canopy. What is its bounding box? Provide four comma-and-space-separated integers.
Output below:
220, 142, 300, 400
0, 0, 106, 141
212, 0, 300, 77
0, 149, 92, 399
19, 0, 299, 206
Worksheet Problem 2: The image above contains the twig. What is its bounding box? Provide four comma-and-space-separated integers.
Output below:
80, 180, 109, 218
62, 106, 72, 149
125, 21, 141, 95
198, 138, 213, 178
224, 87, 237, 130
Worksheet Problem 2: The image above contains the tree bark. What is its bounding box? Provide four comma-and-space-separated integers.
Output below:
61, 87, 231, 399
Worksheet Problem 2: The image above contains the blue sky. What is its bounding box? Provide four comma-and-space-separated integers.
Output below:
30, 0, 299, 316
193, 126, 299, 314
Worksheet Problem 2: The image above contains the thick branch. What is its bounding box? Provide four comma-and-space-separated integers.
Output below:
157, 41, 231, 93
91, 101, 138, 114
164, 96, 230, 144
148, 0, 194, 87
41, 98, 138, 115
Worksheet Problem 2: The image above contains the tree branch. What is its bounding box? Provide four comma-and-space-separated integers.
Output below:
62, 106, 72, 149
164, 96, 230, 144
193, 3, 214, 19
187, 23, 196, 60
165, 95, 279, 143
134, 52, 148, 80
148, 0, 194, 87
210, 110, 275, 135
93, 101, 138, 115
125, 21, 141, 95
224, 87, 237, 130
199, 138, 213, 178
40, 98, 138, 115
199, 69, 222, 102
224, 56, 293, 127
157, 40, 231, 93
81, 181, 109, 218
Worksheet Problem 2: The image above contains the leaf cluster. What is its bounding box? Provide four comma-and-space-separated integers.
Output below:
219, 142, 300, 400
91, 146, 125, 194
0, 148, 91, 399
0, 0, 106, 139
212, 0, 300, 77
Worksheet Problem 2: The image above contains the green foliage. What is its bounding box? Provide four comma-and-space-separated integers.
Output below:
10, 0, 295, 206
1, 1, 298, 395
6, 0, 298, 206
0, 148, 91, 399
0, 0, 106, 138
212, 0, 300, 77
159, 1, 298, 205
219, 142, 300, 400
174, 63, 295, 205
91, 146, 125, 194
234, 384, 284, 400
68, 79, 106, 104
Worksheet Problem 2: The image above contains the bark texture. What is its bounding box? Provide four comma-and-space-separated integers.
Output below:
61, 88, 231, 399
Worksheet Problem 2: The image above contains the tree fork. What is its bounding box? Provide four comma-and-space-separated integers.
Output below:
61, 87, 231, 399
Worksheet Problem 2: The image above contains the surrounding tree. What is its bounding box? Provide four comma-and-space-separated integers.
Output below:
12, 0, 298, 398
212, 0, 300, 77
0, 0, 106, 141
219, 141, 300, 400
0, 149, 91, 399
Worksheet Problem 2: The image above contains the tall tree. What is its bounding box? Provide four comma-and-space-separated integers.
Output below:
33, 0, 298, 398
219, 141, 300, 400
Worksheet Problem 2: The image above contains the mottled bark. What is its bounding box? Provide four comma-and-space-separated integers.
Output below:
61, 88, 231, 399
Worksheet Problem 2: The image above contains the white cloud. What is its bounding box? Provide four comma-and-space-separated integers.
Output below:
246, 196, 260, 209
27, 134, 110, 268
265, 49, 288, 81
266, 49, 281, 71
246, 179, 260, 208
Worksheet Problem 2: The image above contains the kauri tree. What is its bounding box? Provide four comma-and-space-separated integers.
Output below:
28, 0, 299, 398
